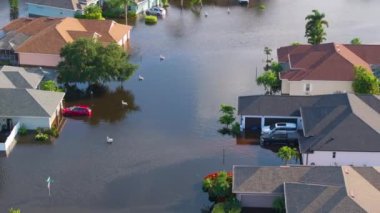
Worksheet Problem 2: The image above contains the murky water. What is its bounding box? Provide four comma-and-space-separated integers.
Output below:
1, 0, 380, 212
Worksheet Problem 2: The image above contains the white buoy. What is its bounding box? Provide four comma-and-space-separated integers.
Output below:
121, 100, 128, 106
204, 12, 208, 17
138, 75, 144, 81
107, 136, 114, 143
227, 7, 230, 14
160, 55, 165, 60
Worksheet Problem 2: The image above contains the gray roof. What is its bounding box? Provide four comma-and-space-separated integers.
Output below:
299, 94, 380, 153
0, 88, 65, 117
233, 165, 380, 213
238, 93, 380, 153
238, 94, 349, 116
284, 183, 365, 213
26, 0, 96, 10
232, 166, 344, 193
0, 31, 29, 50
0, 66, 43, 89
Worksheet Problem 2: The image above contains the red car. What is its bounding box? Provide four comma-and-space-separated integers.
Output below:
62, 105, 92, 117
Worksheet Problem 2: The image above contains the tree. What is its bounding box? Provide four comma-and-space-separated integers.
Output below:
219, 105, 236, 129
305, 10, 329, 45
58, 38, 137, 85
264, 47, 273, 71
256, 70, 279, 94
82, 4, 104, 20
277, 146, 299, 165
351, 37, 361, 45
9, 208, 21, 213
9, 0, 19, 20
352, 66, 380, 94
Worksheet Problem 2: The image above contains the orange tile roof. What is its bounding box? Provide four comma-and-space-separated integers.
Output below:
278, 43, 375, 81
1, 17, 132, 55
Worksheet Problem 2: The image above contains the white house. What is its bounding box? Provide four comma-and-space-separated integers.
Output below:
233, 165, 380, 212
238, 93, 380, 166
27, 0, 99, 17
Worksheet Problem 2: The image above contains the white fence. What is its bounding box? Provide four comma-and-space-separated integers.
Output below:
0, 122, 21, 153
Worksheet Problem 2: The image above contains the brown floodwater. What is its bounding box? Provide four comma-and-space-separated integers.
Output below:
1, 0, 380, 212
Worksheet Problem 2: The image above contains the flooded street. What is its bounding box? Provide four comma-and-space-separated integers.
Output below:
1, 0, 380, 212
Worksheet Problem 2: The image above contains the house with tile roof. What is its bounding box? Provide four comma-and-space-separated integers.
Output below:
232, 165, 380, 211
0, 17, 132, 67
277, 43, 380, 96
238, 93, 380, 166
26, 0, 99, 18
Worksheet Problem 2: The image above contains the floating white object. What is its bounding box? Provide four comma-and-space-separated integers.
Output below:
204, 12, 208, 17
107, 136, 114, 143
160, 55, 165, 60
138, 75, 144, 81
121, 100, 128, 106
227, 8, 230, 14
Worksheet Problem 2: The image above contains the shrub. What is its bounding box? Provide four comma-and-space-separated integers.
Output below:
9, 208, 21, 213
127, 11, 137, 18
40, 80, 63, 92
351, 37, 361, 45
45, 126, 59, 137
273, 197, 285, 213
231, 122, 241, 136
258, 3, 266, 10
145, 15, 157, 25
18, 125, 28, 136
35, 132, 49, 142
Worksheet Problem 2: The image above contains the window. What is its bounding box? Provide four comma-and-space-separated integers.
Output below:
332, 152, 336, 158
305, 83, 311, 92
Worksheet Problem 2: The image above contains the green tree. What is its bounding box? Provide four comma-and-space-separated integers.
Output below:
277, 146, 299, 165
40, 80, 62, 92
264, 47, 273, 71
352, 66, 380, 94
256, 70, 279, 94
219, 105, 236, 129
9, 0, 19, 20
305, 10, 329, 45
273, 197, 285, 213
351, 37, 361, 45
82, 4, 105, 20
58, 38, 137, 85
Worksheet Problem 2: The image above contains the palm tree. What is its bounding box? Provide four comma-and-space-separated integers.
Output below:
277, 146, 299, 165
305, 10, 329, 45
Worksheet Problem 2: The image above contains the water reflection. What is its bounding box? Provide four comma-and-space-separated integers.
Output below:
64, 85, 139, 125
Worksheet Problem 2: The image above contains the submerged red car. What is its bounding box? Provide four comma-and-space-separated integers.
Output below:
62, 105, 92, 117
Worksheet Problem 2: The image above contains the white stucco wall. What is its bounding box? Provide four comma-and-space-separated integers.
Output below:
27, 3, 76, 17
236, 193, 281, 208
281, 79, 290, 94
49, 101, 63, 127
18, 52, 61, 67
288, 80, 353, 96
302, 151, 380, 166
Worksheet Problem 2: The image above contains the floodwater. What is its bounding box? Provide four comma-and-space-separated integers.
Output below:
1, 0, 380, 212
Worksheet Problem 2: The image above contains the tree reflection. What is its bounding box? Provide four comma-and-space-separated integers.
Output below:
64, 84, 139, 125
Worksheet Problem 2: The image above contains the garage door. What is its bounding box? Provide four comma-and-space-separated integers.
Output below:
264, 118, 298, 127
245, 117, 261, 132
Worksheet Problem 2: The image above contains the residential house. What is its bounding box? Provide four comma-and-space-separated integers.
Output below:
233, 165, 380, 212
26, 0, 99, 17
128, 0, 161, 14
0, 65, 64, 130
277, 43, 380, 95
238, 93, 380, 166
0, 17, 132, 67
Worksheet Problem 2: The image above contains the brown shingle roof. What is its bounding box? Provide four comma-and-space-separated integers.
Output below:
278, 43, 375, 81
1, 17, 132, 55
